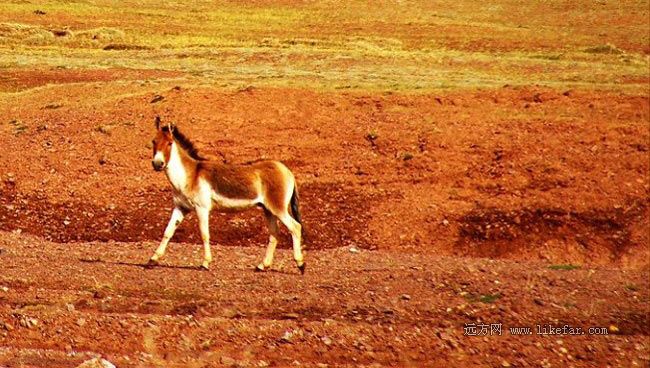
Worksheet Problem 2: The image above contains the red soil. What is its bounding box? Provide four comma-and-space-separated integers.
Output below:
0, 68, 648, 367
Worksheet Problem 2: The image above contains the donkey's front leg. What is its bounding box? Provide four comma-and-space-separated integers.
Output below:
149, 207, 185, 266
196, 207, 213, 270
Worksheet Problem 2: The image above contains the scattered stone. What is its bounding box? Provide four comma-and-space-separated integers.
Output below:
321, 336, 333, 346
150, 95, 165, 104
96, 125, 113, 135
219, 356, 237, 367
2, 322, 13, 331
608, 325, 619, 333
76, 358, 116, 368
0, 286, 8, 292
28, 318, 38, 328
280, 330, 294, 343
19, 317, 38, 329
501, 361, 511, 367
282, 313, 299, 320
4, 173, 16, 185
442, 219, 450, 226
93, 289, 108, 299
349, 246, 360, 254
51, 29, 71, 37
400, 294, 411, 301
76, 318, 86, 327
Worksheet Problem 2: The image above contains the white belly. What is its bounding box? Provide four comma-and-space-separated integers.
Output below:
212, 191, 259, 210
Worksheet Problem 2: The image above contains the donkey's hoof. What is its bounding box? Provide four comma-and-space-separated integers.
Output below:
146, 259, 158, 268
297, 262, 306, 275
200, 263, 210, 271
255, 264, 266, 272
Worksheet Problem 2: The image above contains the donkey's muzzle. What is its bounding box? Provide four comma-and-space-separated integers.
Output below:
152, 160, 165, 171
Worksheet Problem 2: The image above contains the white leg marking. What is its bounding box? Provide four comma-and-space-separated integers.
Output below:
278, 212, 303, 267
196, 206, 212, 269
259, 213, 279, 270
151, 207, 185, 262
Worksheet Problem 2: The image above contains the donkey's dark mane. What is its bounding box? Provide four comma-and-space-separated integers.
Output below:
162, 126, 206, 161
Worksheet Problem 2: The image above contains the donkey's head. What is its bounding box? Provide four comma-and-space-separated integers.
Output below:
151, 116, 175, 171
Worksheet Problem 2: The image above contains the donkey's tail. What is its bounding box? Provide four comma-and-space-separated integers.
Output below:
290, 186, 302, 225
290, 185, 308, 245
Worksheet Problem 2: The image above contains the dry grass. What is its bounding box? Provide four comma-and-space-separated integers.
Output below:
0, 0, 647, 92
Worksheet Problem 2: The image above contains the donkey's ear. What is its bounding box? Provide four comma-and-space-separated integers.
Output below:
155, 116, 161, 130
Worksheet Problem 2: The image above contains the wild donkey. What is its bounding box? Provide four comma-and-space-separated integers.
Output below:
148, 117, 305, 273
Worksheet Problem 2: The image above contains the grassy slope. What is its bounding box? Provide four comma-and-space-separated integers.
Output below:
0, 0, 648, 92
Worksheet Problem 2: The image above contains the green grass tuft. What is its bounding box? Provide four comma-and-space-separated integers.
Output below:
548, 264, 580, 271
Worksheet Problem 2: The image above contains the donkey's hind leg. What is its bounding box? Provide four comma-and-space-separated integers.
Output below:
256, 209, 279, 272
149, 207, 186, 266
278, 212, 305, 274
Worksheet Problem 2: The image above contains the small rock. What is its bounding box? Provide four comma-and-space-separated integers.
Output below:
321, 336, 333, 346
401, 294, 411, 301
280, 330, 294, 343
349, 246, 360, 253
28, 318, 38, 328
442, 219, 450, 226
19, 317, 38, 329
76, 358, 116, 368
76, 318, 86, 327
150, 95, 165, 104
501, 361, 511, 367
608, 325, 619, 333
93, 289, 107, 299
220, 356, 237, 367
559, 347, 568, 354
0, 286, 8, 292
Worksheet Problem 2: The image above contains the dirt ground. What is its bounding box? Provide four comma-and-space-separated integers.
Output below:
0, 72, 647, 367
0, 1, 649, 367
